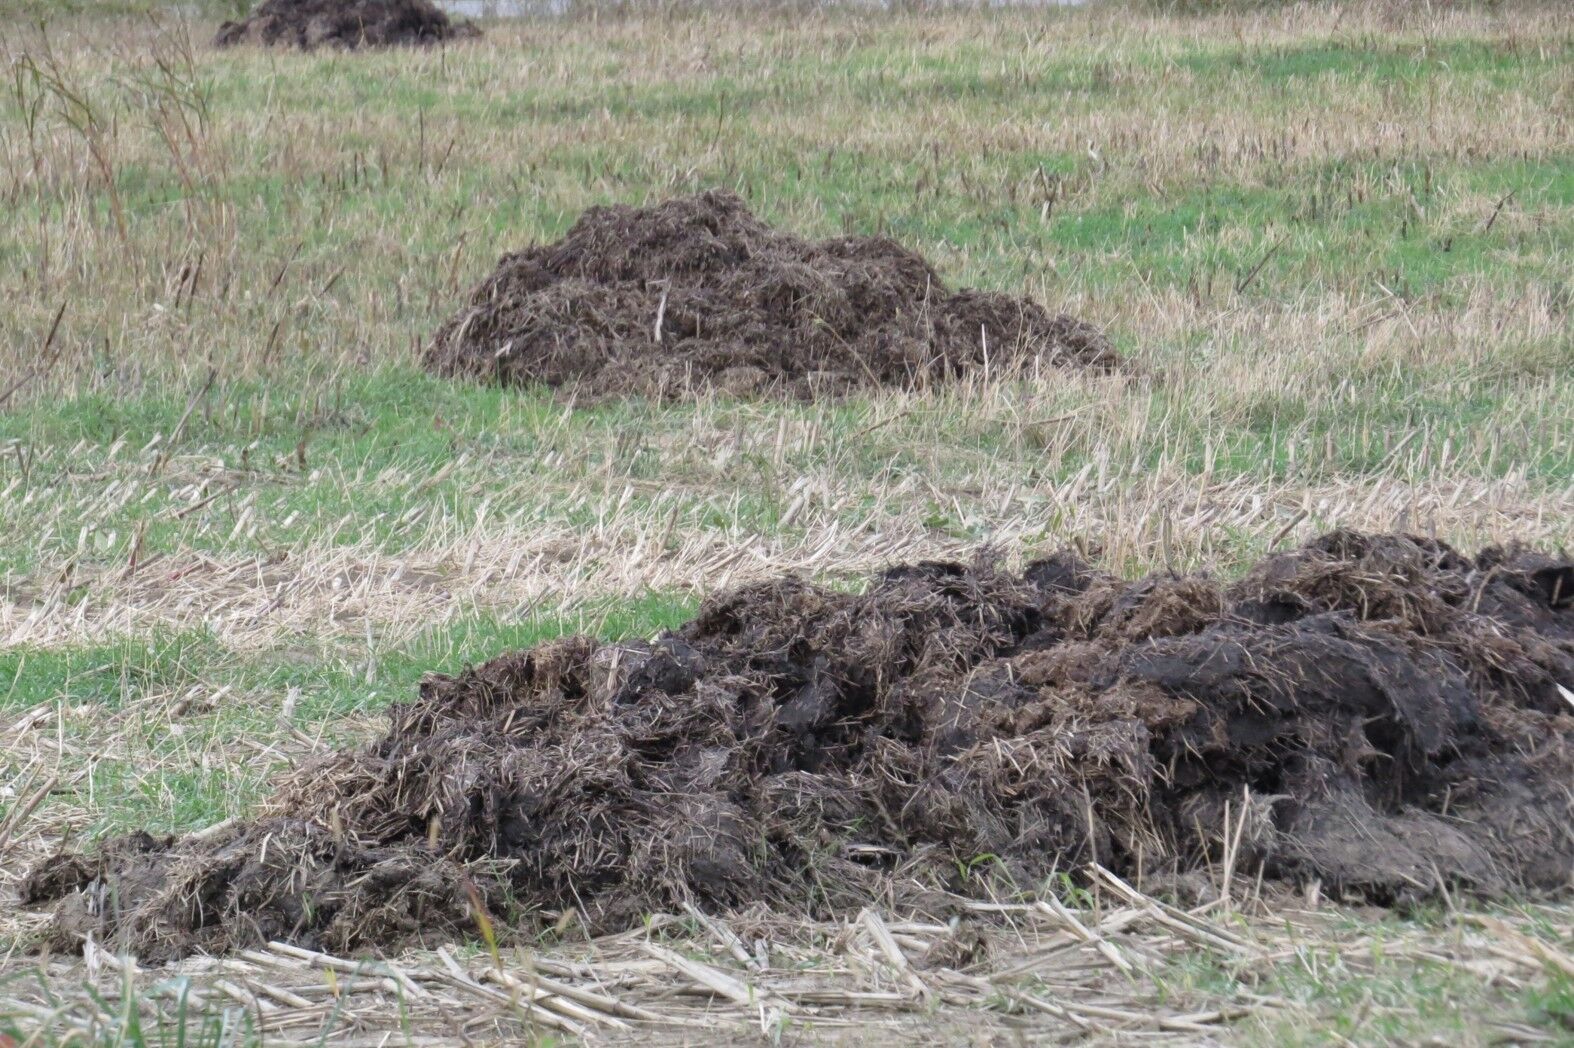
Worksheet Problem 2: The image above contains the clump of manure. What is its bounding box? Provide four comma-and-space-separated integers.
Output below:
425, 190, 1117, 400
26, 531, 1573, 962
214, 0, 480, 51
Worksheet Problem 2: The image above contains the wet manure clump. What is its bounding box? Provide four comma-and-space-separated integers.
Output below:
26, 531, 1574, 962
424, 190, 1118, 399
215, 0, 480, 50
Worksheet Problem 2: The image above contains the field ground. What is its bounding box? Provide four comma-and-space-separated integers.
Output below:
1, 0, 1572, 1043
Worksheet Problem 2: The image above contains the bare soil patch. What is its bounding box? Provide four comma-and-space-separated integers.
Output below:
214, 0, 480, 50
425, 190, 1118, 399
24, 531, 1574, 962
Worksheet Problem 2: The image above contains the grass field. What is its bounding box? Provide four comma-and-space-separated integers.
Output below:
1, 1, 1572, 1043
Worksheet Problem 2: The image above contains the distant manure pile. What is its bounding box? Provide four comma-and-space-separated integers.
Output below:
425, 190, 1118, 400
215, 0, 480, 50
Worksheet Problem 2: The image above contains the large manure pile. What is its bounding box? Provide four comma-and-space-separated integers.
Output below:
425, 190, 1118, 399
26, 531, 1574, 962
215, 0, 479, 50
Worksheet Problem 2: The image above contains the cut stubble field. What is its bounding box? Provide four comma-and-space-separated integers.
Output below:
0, 1, 1572, 1044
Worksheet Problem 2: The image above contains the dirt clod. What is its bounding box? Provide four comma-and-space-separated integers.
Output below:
424, 190, 1118, 399
215, 0, 480, 50
26, 531, 1574, 962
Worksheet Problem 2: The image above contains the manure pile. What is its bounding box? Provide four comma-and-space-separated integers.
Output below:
425, 190, 1118, 399
215, 0, 479, 50
26, 531, 1574, 962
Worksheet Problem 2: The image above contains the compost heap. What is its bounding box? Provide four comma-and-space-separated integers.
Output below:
214, 0, 479, 50
26, 531, 1574, 962
424, 190, 1118, 398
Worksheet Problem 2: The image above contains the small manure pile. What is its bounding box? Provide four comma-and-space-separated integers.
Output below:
26, 531, 1574, 962
215, 0, 479, 50
424, 190, 1118, 399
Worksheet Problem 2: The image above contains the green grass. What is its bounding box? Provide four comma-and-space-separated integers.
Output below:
1, 355, 1570, 582
1, 592, 694, 838
1160, 909, 1574, 1046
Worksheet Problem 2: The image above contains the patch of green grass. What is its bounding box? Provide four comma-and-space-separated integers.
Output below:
1, 589, 696, 715
1049, 157, 1573, 296
2, 591, 696, 837
2, 332, 1571, 586
0, 629, 229, 713
1524, 969, 1574, 1035
1176, 37, 1544, 84
0, 0, 245, 15
1159, 913, 1574, 1046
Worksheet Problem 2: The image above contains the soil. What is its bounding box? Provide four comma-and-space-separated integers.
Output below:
214, 0, 480, 50
25, 530, 1574, 962
424, 190, 1119, 399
